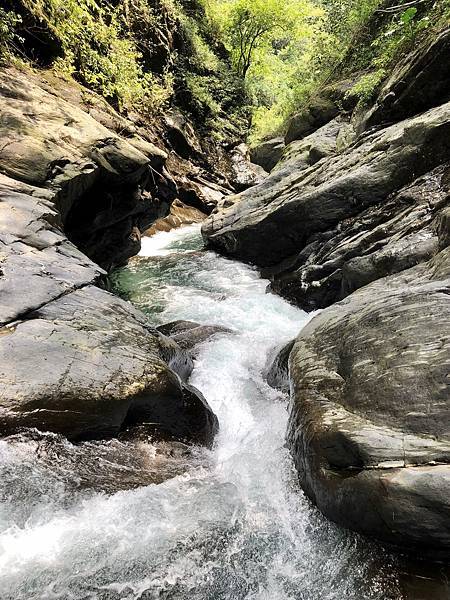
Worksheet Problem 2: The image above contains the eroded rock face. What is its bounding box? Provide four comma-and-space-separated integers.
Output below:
0, 284, 218, 446
145, 199, 206, 235
0, 167, 218, 447
250, 138, 285, 172
269, 163, 449, 310
287, 250, 450, 556
360, 27, 450, 132
0, 66, 174, 271
204, 101, 450, 272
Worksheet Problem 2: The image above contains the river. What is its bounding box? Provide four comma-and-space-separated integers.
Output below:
0, 225, 445, 599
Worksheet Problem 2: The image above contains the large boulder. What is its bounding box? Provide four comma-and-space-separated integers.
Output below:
203, 101, 450, 274
176, 174, 229, 214
272, 118, 345, 176
284, 97, 340, 144
287, 248, 450, 556
0, 285, 218, 446
145, 199, 206, 235
229, 143, 267, 191
0, 66, 173, 271
269, 163, 449, 310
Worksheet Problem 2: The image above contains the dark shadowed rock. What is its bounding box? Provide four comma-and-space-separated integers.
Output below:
157, 320, 233, 352
250, 138, 285, 172
287, 249, 450, 557
0, 66, 174, 271
285, 97, 340, 144
265, 340, 295, 394
164, 111, 203, 159
360, 27, 450, 132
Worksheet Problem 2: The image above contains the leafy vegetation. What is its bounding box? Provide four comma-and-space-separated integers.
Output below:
203, 0, 449, 141
0, 8, 22, 60
16, 0, 173, 111
2, 0, 449, 141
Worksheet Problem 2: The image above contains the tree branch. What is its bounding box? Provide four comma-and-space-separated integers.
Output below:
375, 0, 428, 14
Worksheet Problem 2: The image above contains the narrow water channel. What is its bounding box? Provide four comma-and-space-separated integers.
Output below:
0, 225, 439, 599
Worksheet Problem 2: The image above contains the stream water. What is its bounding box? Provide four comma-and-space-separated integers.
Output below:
0, 225, 447, 599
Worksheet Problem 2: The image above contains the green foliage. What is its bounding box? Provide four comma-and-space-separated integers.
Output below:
345, 1, 441, 106
21, 0, 172, 112
205, 0, 324, 140
0, 8, 22, 60
7, 0, 448, 143
238, 0, 449, 140
226, 0, 314, 78
348, 69, 386, 104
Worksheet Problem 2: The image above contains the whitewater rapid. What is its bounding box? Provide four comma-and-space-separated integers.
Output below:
0, 225, 407, 599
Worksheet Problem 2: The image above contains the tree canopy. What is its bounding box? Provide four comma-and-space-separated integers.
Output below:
2, 0, 449, 142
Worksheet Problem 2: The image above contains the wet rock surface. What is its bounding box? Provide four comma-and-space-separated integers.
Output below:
203, 101, 450, 271
157, 320, 233, 353
265, 340, 295, 394
0, 285, 218, 446
0, 430, 205, 496
0, 67, 221, 449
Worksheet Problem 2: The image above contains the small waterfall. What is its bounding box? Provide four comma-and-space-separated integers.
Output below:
0, 225, 404, 599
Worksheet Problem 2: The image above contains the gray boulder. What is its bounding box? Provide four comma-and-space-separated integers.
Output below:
229, 143, 267, 191
270, 163, 448, 310
250, 137, 285, 172
157, 320, 233, 353
0, 166, 218, 447
0, 66, 174, 271
287, 248, 450, 556
285, 97, 340, 144
0, 285, 218, 446
272, 118, 345, 175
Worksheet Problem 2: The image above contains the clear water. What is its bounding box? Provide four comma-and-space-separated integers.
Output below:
0, 225, 440, 600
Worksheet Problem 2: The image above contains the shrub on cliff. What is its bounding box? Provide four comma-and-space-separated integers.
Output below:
0, 8, 22, 60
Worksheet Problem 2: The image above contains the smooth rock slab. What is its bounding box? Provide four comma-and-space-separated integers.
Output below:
0, 286, 218, 446
287, 250, 450, 556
